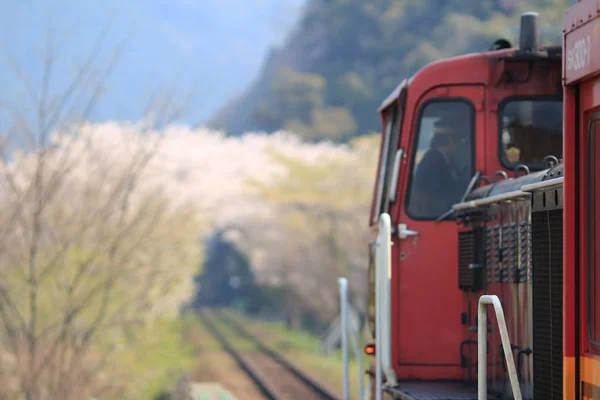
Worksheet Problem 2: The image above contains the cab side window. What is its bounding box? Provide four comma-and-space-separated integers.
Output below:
589, 117, 600, 347
499, 98, 562, 168
373, 105, 399, 223
379, 105, 400, 215
406, 100, 474, 219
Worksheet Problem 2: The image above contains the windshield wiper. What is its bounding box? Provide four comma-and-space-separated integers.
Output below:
434, 171, 482, 224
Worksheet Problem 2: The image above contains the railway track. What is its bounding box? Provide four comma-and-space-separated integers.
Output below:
199, 309, 342, 400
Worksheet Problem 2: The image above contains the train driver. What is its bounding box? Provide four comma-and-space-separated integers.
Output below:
411, 116, 467, 216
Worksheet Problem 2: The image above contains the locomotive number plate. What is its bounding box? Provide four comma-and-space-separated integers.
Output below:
565, 19, 600, 84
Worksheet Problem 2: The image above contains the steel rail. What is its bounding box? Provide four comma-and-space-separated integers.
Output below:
199, 310, 278, 400
215, 310, 342, 400
200, 309, 341, 400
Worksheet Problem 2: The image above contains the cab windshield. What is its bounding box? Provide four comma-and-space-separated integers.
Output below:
499, 98, 563, 168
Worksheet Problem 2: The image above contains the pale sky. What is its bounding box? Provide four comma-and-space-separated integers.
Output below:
0, 0, 306, 126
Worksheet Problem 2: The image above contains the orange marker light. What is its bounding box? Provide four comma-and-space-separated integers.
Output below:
364, 343, 375, 356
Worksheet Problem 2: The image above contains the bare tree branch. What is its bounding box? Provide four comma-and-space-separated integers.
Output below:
0, 19, 200, 399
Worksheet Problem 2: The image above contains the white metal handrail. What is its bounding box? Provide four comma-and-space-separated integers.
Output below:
478, 295, 522, 400
376, 213, 396, 400
452, 190, 530, 211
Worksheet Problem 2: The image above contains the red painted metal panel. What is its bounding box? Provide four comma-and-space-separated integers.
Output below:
564, 70, 600, 398
578, 81, 600, 356
563, 0, 600, 84
562, 85, 578, 366
562, 0, 600, 36
563, 6, 600, 398
590, 117, 600, 347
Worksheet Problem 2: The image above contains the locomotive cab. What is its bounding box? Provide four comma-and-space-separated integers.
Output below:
367, 11, 564, 399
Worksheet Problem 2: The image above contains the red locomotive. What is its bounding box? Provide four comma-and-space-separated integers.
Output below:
365, 0, 600, 398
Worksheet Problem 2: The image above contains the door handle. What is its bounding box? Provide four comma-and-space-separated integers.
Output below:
397, 223, 420, 239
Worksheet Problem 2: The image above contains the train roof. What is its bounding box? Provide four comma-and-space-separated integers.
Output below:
378, 44, 561, 114
378, 79, 407, 112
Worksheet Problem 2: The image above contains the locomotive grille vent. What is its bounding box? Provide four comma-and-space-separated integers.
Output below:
519, 220, 532, 284
485, 221, 531, 284
458, 228, 486, 292
486, 225, 504, 283
493, 225, 501, 282
485, 226, 494, 283
531, 208, 563, 400
501, 222, 519, 283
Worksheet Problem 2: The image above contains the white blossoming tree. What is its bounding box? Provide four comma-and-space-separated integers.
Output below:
0, 28, 199, 399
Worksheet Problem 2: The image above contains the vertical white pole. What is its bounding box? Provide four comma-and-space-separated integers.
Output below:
375, 231, 382, 400
339, 277, 349, 400
348, 307, 364, 400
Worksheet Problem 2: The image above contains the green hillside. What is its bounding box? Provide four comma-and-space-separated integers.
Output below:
208, 0, 570, 142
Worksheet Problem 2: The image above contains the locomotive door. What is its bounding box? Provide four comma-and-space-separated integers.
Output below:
578, 101, 600, 398
390, 85, 484, 376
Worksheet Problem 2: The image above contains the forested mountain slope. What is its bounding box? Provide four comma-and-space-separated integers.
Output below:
208, 0, 569, 142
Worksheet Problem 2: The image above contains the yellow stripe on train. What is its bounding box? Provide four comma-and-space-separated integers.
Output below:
581, 355, 600, 389
564, 357, 576, 400
564, 356, 600, 399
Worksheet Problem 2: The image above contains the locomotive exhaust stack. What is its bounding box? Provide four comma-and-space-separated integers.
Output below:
519, 12, 540, 52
